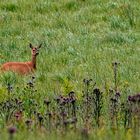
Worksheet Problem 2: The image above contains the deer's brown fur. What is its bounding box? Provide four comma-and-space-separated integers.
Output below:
1, 43, 42, 75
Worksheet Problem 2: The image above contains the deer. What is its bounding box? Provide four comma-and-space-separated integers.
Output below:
0, 43, 42, 75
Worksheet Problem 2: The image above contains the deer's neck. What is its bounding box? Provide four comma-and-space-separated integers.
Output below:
31, 55, 37, 69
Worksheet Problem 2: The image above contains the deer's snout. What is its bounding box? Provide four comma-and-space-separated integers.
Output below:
36, 49, 39, 55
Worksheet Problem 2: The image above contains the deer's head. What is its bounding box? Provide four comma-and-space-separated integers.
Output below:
29, 43, 42, 56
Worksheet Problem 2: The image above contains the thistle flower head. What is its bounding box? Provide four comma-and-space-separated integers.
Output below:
8, 126, 16, 134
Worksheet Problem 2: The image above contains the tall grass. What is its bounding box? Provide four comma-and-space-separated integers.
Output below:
0, 0, 140, 139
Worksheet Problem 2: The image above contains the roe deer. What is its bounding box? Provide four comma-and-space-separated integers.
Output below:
1, 43, 42, 75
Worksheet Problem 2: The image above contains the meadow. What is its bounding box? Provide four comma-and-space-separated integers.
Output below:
0, 0, 140, 140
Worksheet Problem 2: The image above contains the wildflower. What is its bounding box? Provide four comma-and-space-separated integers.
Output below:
32, 76, 35, 80
110, 98, 117, 102
27, 81, 34, 88
54, 95, 62, 103
81, 127, 89, 139
38, 113, 43, 121
64, 120, 70, 126
8, 126, 17, 140
25, 119, 32, 125
112, 61, 120, 66
83, 78, 92, 86
37, 113, 43, 127
15, 98, 23, 105
115, 92, 121, 97
71, 117, 77, 124
44, 99, 51, 106
60, 111, 67, 117
25, 119, 32, 129
8, 126, 16, 134
7, 83, 13, 93
14, 111, 22, 121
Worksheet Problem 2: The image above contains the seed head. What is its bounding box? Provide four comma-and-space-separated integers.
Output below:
25, 119, 32, 126
44, 99, 51, 106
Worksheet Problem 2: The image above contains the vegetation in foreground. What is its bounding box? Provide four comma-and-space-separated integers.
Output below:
0, 0, 140, 140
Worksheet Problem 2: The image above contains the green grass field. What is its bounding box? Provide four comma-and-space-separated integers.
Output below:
0, 0, 140, 140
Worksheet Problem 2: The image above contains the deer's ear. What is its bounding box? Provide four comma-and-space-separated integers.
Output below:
38, 44, 42, 49
29, 43, 33, 49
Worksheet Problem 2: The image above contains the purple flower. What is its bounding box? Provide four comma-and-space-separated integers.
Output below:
128, 93, 140, 103
8, 126, 16, 134
115, 92, 121, 97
